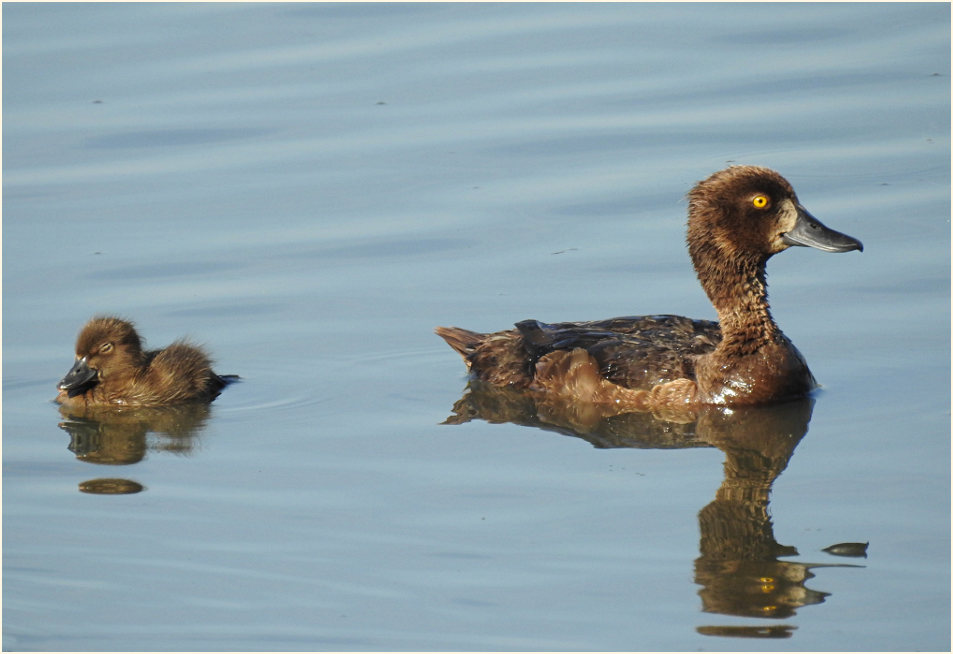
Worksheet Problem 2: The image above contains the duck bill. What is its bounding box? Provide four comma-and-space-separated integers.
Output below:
58, 356, 98, 397
782, 206, 863, 253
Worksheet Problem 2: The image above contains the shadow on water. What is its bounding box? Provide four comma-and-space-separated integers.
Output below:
444, 382, 864, 639
57, 403, 215, 494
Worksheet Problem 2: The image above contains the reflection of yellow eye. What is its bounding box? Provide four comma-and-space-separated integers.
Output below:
752, 195, 769, 209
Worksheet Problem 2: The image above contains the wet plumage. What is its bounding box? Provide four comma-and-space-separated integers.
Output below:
436, 166, 862, 409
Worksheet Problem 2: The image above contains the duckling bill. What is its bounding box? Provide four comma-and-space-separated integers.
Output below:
436, 166, 862, 410
56, 316, 236, 407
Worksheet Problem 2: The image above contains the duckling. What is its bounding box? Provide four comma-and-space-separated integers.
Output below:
56, 316, 236, 407
436, 166, 862, 409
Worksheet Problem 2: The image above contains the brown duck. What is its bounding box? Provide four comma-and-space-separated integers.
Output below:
56, 316, 236, 408
436, 166, 862, 410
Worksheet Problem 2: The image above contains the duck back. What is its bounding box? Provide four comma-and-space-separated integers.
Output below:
437, 314, 720, 391
519, 315, 720, 389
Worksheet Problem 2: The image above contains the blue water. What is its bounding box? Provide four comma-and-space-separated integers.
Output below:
3, 3, 950, 651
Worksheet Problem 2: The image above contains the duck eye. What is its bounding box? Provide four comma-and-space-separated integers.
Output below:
752, 194, 770, 209
100, 342, 113, 354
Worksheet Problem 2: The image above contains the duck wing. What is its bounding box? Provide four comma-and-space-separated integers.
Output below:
516, 314, 721, 390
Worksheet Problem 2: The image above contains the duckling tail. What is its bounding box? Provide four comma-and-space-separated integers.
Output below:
435, 326, 486, 358
208, 373, 240, 401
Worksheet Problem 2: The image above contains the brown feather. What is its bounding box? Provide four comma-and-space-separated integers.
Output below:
436, 166, 861, 409
56, 316, 235, 408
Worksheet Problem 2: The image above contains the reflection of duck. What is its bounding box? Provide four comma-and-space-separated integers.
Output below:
444, 379, 709, 448
56, 316, 236, 407
437, 166, 862, 410
442, 386, 861, 635
693, 400, 830, 623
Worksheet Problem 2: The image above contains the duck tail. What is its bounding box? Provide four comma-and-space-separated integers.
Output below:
435, 326, 485, 358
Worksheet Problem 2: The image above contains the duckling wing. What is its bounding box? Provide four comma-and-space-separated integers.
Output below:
516, 314, 720, 390
138, 344, 234, 404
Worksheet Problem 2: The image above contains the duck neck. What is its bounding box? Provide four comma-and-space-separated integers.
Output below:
695, 253, 781, 355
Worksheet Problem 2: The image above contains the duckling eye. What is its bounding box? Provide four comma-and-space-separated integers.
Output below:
99, 342, 113, 354
752, 194, 770, 209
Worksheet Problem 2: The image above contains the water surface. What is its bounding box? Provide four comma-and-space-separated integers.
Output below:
3, 3, 950, 651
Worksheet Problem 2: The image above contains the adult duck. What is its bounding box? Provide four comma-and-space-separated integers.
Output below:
56, 316, 236, 407
436, 166, 862, 410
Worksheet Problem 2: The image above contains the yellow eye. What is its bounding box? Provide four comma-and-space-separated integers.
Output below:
100, 342, 113, 354
752, 194, 769, 209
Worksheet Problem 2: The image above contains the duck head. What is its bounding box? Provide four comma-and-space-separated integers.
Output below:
687, 165, 862, 262
686, 166, 862, 313
58, 317, 145, 397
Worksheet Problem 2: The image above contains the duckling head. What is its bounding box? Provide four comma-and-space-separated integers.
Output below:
58, 316, 144, 397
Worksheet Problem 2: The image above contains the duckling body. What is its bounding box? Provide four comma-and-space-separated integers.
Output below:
56, 317, 235, 408
436, 166, 862, 409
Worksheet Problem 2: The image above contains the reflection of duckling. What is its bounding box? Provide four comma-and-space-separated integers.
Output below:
437, 166, 862, 409
78, 478, 144, 495
60, 401, 216, 463
56, 316, 236, 407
